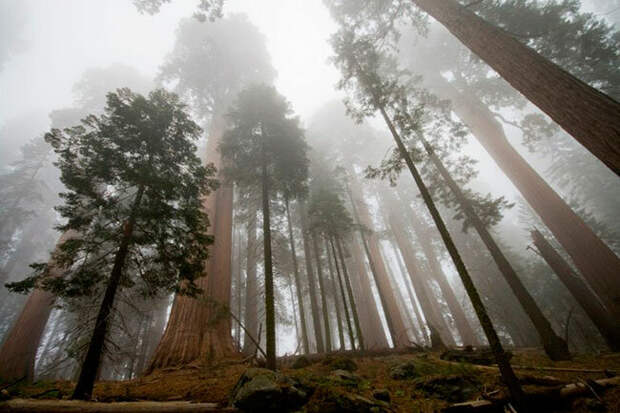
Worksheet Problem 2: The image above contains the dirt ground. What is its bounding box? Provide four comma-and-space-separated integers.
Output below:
3, 349, 620, 412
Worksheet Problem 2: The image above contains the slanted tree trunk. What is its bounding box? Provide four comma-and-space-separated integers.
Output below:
400, 199, 479, 346
72, 185, 145, 400
390, 241, 429, 345
330, 237, 356, 350
531, 229, 620, 351
375, 102, 524, 405
345, 236, 390, 349
386, 206, 452, 348
150, 115, 235, 369
242, 211, 258, 355
260, 135, 276, 371
325, 239, 345, 350
298, 201, 324, 353
336, 237, 364, 350
0, 230, 77, 382
312, 232, 332, 352
346, 176, 410, 347
420, 63, 620, 321
419, 136, 570, 361
411, 0, 620, 175
284, 198, 310, 354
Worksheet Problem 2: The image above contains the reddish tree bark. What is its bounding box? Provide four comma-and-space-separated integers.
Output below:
0, 230, 76, 382
412, 0, 620, 175
149, 115, 235, 370
420, 49, 620, 322
346, 176, 410, 347
531, 229, 620, 351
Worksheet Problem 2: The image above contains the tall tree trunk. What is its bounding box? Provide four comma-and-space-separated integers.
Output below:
312, 232, 332, 352
242, 211, 258, 356
345, 176, 410, 347
72, 185, 144, 400
298, 201, 324, 353
285, 198, 310, 354
385, 205, 453, 348
260, 138, 276, 371
0, 230, 76, 382
375, 103, 524, 405
411, 0, 620, 175
150, 114, 235, 369
336, 237, 364, 350
345, 235, 390, 349
325, 239, 345, 350
399, 197, 480, 346
287, 273, 300, 349
531, 229, 620, 351
330, 237, 356, 350
379, 242, 423, 344
234, 227, 243, 350
419, 135, 570, 361
390, 241, 429, 345
420, 60, 620, 321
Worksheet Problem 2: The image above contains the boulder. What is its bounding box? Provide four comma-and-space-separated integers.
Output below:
306, 387, 390, 413
330, 369, 361, 384
416, 374, 479, 403
372, 388, 390, 403
231, 368, 308, 412
291, 356, 311, 369
389, 361, 418, 380
326, 357, 358, 372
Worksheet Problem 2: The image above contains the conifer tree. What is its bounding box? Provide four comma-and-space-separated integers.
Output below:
220, 84, 309, 369
7, 89, 216, 399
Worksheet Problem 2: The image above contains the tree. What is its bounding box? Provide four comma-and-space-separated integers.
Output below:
328, 0, 620, 174
220, 84, 309, 369
151, 15, 276, 366
6, 89, 216, 399
331, 30, 525, 406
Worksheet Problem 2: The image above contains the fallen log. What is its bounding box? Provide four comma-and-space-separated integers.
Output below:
443, 375, 620, 412
0, 400, 238, 412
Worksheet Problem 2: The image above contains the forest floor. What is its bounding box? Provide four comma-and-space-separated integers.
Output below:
1, 348, 619, 412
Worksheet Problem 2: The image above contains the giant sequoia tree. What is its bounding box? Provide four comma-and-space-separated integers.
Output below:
220, 84, 309, 369
6, 89, 216, 399
150, 15, 276, 367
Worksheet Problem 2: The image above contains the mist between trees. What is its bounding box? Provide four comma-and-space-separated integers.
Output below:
0, 0, 619, 408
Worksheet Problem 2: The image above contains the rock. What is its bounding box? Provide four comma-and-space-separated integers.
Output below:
389, 361, 418, 380
330, 369, 361, 384
0, 389, 10, 401
372, 389, 390, 403
327, 357, 358, 372
231, 368, 309, 412
291, 356, 311, 369
306, 387, 390, 413
416, 374, 479, 403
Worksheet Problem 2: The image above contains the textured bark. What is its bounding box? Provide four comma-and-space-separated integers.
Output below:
149, 115, 235, 370
376, 104, 524, 405
412, 0, 620, 175
326, 239, 346, 350
242, 211, 258, 356
298, 201, 324, 353
330, 237, 356, 350
336, 237, 365, 350
346, 176, 410, 347
420, 136, 570, 361
285, 200, 309, 354
312, 232, 332, 352
421, 67, 620, 321
345, 235, 390, 349
531, 229, 620, 351
0, 230, 76, 382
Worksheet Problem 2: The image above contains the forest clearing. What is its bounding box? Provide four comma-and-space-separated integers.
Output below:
0, 0, 619, 411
